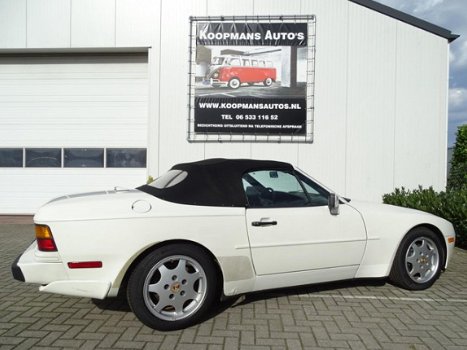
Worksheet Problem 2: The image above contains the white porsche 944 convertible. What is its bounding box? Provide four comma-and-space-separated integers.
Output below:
12, 159, 456, 330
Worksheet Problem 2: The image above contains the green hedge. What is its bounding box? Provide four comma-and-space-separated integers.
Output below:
383, 186, 467, 249
448, 125, 467, 191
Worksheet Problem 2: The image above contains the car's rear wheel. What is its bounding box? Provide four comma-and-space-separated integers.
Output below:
389, 227, 444, 290
228, 78, 241, 89
127, 244, 218, 331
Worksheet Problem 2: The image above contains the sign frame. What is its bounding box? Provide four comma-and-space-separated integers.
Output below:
188, 15, 316, 143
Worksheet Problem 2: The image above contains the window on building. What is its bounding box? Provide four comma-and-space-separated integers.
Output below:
0, 148, 23, 167
64, 148, 104, 168
106, 148, 147, 168
25, 148, 61, 168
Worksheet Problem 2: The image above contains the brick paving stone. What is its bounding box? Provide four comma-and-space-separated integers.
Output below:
142, 343, 162, 350
97, 333, 120, 348
176, 344, 207, 350
1, 224, 467, 349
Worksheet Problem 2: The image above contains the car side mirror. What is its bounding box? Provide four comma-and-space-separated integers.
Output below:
328, 193, 340, 216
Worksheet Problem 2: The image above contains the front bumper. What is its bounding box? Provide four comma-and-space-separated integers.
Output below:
203, 78, 223, 86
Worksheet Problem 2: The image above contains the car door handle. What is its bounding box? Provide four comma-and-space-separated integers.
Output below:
252, 220, 277, 227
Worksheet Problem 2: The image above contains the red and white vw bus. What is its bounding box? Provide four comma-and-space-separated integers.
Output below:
205, 55, 276, 89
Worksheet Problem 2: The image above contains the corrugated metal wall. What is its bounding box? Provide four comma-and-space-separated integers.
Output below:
0, 0, 449, 203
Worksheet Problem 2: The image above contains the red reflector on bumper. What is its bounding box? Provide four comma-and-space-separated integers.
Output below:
67, 261, 103, 269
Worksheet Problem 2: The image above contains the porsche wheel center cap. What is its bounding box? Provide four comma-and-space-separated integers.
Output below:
171, 282, 181, 293
418, 257, 428, 264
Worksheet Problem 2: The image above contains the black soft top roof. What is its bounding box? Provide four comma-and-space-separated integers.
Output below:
138, 158, 293, 207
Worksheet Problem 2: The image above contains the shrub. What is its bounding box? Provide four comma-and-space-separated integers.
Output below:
447, 124, 467, 191
383, 186, 467, 249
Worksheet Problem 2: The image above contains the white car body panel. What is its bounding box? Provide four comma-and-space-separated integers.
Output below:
17, 242, 68, 284
245, 205, 366, 276
29, 190, 256, 297
348, 201, 455, 278
16, 186, 456, 300
254, 265, 359, 292
39, 281, 111, 299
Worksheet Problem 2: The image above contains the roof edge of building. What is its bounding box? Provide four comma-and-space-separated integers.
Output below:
349, 0, 459, 42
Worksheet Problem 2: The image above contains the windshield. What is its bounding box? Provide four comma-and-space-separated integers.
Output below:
148, 169, 188, 189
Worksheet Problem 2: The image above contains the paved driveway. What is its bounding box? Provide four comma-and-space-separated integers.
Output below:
1, 223, 467, 349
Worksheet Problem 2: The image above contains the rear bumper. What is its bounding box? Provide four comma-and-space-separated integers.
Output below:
11, 254, 25, 282
39, 280, 111, 299
11, 241, 111, 299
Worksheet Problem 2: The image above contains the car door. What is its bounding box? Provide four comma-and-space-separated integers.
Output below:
243, 169, 367, 277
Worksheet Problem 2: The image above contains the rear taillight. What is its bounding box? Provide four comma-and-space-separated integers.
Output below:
35, 225, 57, 252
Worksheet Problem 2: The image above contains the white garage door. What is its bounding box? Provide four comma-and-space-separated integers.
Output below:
0, 53, 148, 214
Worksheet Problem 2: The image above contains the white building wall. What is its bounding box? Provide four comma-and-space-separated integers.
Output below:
27, 0, 71, 48
0, 0, 451, 204
393, 24, 448, 191
298, 0, 350, 195
0, 0, 26, 48
157, 0, 206, 173
345, 2, 397, 202
71, 0, 116, 47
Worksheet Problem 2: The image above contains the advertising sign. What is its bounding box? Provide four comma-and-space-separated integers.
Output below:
188, 16, 316, 142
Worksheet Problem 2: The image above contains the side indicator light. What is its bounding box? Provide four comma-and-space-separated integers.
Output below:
448, 236, 455, 244
35, 225, 57, 252
67, 261, 103, 269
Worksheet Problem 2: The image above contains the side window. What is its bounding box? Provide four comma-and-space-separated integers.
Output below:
229, 58, 241, 66
242, 170, 310, 208
296, 172, 329, 206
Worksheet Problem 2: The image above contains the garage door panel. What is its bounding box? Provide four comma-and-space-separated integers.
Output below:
0, 55, 147, 68
0, 71, 148, 80
0, 80, 148, 97
0, 171, 147, 214
0, 54, 148, 213
0, 104, 148, 122
0, 128, 146, 147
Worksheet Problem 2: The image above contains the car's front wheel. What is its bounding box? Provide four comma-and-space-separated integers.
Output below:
127, 244, 218, 331
389, 227, 444, 290
228, 78, 241, 89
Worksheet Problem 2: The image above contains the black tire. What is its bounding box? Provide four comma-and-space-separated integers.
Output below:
228, 78, 241, 89
127, 244, 218, 331
389, 227, 444, 290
